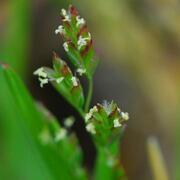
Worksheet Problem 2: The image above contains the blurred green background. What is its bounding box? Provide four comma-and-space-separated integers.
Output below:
0, 0, 179, 179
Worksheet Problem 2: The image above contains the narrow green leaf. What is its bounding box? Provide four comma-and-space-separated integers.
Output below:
0, 0, 31, 76
0, 64, 86, 180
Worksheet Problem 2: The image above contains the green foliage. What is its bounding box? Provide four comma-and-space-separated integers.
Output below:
34, 53, 85, 115
0, 5, 129, 180
0, 0, 31, 76
84, 101, 128, 179
94, 145, 126, 180
85, 101, 129, 146
33, 5, 129, 179
0, 64, 86, 180
58, 5, 99, 79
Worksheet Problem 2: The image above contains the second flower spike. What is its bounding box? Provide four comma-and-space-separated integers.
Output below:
85, 101, 129, 146
34, 53, 85, 112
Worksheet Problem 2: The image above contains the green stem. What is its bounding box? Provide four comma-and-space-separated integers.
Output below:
94, 141, 126, 180
85, 78, 93, 113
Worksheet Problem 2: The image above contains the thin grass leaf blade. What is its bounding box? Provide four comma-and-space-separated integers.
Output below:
0, 64, 84, 180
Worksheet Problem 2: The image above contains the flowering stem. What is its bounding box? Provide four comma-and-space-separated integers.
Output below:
85, 78, 93, 113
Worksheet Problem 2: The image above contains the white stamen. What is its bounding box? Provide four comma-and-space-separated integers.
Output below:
103, 101, 112, 115
88, 32, 91, 39
85, 106, 98, 123
121, 112, 129, 121
64, 117, 75, 128
55, 29, 59, 34
71, 76, 78, 87
61, 9, 71, 22
39, 77, 48, 88
76, 16, 85, 27
86, 123, 96, 134
56, 77, 64, 84
77, 68, 86, 76
113, 119, 122, 128
61, 9, 67, 16
90, 106, 98, 114
33, 67, 47, 78
55, 25, 64, 35
63, 42, 69, 52
54, 128, 67, 142
77, 36, 90, 50
85, 112, 92, 123
63, 15, 71, 22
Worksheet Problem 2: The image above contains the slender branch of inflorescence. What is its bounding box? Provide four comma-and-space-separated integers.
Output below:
84, 78, 93, 113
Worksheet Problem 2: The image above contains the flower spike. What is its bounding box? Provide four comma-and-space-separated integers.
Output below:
85, 101, 129, 146
54, 5, 99, 78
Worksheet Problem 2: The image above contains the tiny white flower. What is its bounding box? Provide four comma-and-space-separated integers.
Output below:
76, 16, 85, 27
121, 112, 129, 121
63, 15, 71, 22
39, 129, 52, 145
88, 32, 91, 38
56, 77, 64, 84
61, 9, 71, 22
39, 77, 48, 88
54, 128, 67, 142
77, 36, 90, 50
64, 117, 75, 128
77, 68, 86, 76
90, 106, 98, 114
71, 76, 78, 87
61, 9, 67, 16
86, 123, 96, 134
55, 25, 64, 35
103, 101, 112, 115
55, 29, 59, 35
77, 36, 86, 49
85, 106, 98, 122
113, 119, 122, 128
63, 42, 69, 52
33, 67, 47, 78
117, 107, 121, 112
85, 112, 92, 123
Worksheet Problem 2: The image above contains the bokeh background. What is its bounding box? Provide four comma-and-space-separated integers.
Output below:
1, 0, 180, 179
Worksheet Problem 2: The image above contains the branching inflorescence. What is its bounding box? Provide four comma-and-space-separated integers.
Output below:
34, 5, 129, 179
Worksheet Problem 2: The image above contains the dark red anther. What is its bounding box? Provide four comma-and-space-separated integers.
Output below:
80, 39, 93, 57
61, 64, 71, 76
69, 5, 79, 16
68, 41, 76, 49
61, 19, 71, 28
109, 107, 118, 118
77, 25, 88, 37
60, 14, 65, 19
